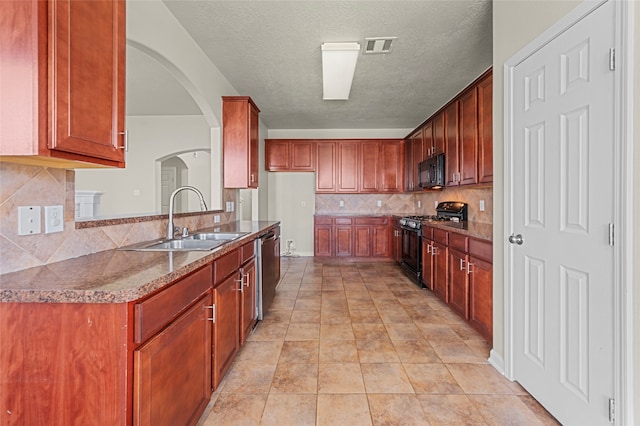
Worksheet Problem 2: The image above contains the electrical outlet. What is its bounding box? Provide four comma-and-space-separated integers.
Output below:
479, 200, 485, 212
417, 200, 422, 208
377, 200, 382, 207
44, 205, 64, 234
434, 200, 439, 208
214, 215, 220, 223
339, 200, 345, 208
18, 206, 41, 235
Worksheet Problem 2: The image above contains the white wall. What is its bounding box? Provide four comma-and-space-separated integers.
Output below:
76, 115, 210, 216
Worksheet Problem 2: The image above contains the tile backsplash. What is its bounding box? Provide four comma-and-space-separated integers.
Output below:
0, 162, 237, 275
316, 187, 493, 224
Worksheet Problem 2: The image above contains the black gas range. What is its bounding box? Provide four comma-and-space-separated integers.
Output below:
399, 202, 468, 286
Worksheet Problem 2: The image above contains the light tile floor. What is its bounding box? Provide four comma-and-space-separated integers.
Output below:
200, 257, 559, 426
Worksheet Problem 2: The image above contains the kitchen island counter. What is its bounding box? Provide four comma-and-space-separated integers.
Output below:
0, 221, 280, 304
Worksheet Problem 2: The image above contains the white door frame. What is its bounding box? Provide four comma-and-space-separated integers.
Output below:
502, 0, 635, 423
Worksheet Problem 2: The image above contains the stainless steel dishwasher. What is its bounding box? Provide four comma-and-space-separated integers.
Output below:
256, 227, 281, 319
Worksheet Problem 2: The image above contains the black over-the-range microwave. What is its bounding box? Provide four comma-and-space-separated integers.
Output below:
418, 153, 446, 189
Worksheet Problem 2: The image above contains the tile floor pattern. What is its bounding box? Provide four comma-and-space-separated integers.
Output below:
200, 257, 559, 426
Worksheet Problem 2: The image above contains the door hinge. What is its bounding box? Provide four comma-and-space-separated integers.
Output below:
609, 398, 615, 423
608, 223, 614, 246
609, 48, 615, 71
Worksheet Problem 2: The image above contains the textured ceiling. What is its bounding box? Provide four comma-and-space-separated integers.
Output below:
141, 0, 493, 130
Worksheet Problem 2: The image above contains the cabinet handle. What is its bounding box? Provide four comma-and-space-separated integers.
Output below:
426, 243, 431, 254
460, 258, 465, 271
467, 262, 474, 275
118, 130, 128, 152
206, 305, 216, 323
236, 275, 244, 292
243, 272, 250, 287
431, 246, 437, 256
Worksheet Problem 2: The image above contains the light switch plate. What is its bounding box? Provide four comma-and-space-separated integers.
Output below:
479, 200, 485, 211
18, 206, 41, 235
45, 205, 64, 233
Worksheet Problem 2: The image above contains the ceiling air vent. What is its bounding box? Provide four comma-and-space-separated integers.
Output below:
364, 37, 397, 54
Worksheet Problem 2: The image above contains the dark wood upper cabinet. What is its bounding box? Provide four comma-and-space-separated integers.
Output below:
360, 141, 380, 192
432, 112, 446, 156
1, 0, 126, 168
316, 142, 337, 192
265, 139, 315, 171
477, 73, 493, 184
458, 88, 479, 186
379, 140, 404, 192
444, 101, 459, 186
222, 96, 260, 188
337, 142, 359, 192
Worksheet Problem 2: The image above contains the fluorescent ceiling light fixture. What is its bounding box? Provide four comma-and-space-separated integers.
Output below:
321, 42, 360, 100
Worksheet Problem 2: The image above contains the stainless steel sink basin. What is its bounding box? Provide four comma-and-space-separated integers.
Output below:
118, 231, 249, 252
187, 232, 248, 241
119, 238, 226, 252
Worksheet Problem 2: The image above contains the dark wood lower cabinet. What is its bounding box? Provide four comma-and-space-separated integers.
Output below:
448, 249, 469, 319
134, 293, 212, 426
314, 216, 391, 258
423, 225, 493, 345
212, 272, 241, 389
240, 257, 257, 344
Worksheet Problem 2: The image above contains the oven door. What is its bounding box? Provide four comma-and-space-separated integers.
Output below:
400, 227, 421, 278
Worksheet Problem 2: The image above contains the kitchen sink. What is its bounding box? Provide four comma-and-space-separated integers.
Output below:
119, 238, 226, 252
118, 231, 249, 252
187, 232, 248, 241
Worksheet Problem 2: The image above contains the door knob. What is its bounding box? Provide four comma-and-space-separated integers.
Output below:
508, 234, 524, 245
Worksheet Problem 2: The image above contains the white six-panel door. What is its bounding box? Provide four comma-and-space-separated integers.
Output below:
507, 1, 616, 424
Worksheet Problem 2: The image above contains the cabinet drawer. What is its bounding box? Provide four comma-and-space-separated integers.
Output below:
469, 238, 492, 262
241, 240, 256, 264
134, 264, 212, 344
433, 228, 449, 245
449, 232, 469, 252
334, 217, 353, 225
354, 217, 389, 225
315, 216, 332, 225
214, 249, 240, 285
422, 226, 434, 240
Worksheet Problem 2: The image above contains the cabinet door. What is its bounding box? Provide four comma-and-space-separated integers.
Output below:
477, 74, 493, 184
265, 140, 289, 171
50, 0, 125, 164
469, 256, 493, 343
444, 101, 459, 186
432, 112, 445, 155
432, 242, 448, 303
314, 217, 333, 256
448, 249, 469, 319
212, 274, 240, 389
422, 121, 434, 158
222, 97, 260, 188
248, 101, 259, 188
316, 142, 336, 192
334, 225, 353, 256
240, 258, 257, 344
379, 140, 404, 192
290, 141, 315, 171
411, 130, 424, 191
421, 238, 434, 290
393, 225, 403, 264
404, 137, 414, 191
359, 141, 380, 192
337, 142, 358, 192
354, 226, 371, 257
134, 293, 212, 426
459, 88, 479, 186
371, 225, 390, 257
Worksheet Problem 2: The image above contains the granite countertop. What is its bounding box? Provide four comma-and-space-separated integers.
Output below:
0, 221, 280, 304
421, 220, 493, 241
